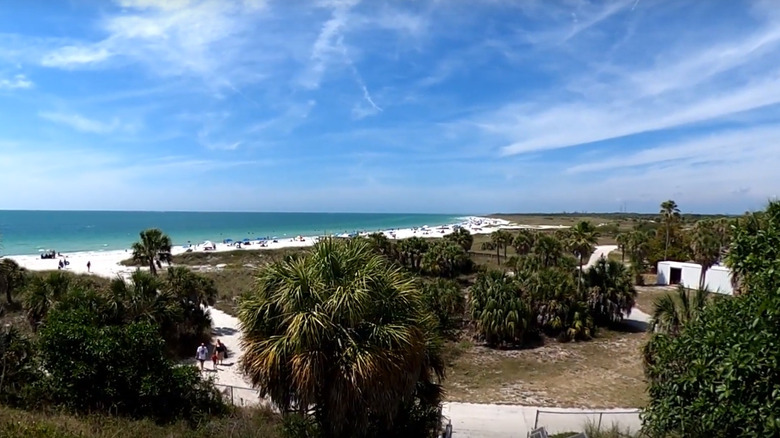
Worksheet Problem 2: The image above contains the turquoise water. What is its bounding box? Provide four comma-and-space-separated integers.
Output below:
0, 211, 463, 256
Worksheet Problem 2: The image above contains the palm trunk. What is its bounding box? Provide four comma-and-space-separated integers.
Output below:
149, 259, 157, 276
496, 246, 500, 264
699, 266, 706, 291
578, 255, 583, 293
664, 225, 670, 260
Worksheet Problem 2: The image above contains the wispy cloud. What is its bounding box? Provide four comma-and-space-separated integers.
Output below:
39, 0, 271, 85
469, 8, 780, 156
38, 111, 128, 134
41, 46, 112, 68
0, 73, 33, 89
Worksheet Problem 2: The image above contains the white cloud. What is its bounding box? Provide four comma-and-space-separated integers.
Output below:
41, 46, 112, 67
39, 0, 271, 85
0, 74, 33, 89
39, 111, 125, 134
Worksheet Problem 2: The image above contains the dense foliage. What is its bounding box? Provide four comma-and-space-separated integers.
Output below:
642, 201, 780, 436
38, 289, 226, 423
470, 231, 635, 347
238, 238, 445, 438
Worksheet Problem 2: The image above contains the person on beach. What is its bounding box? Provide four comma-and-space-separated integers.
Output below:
196, 342, 209, 371
215, 340, 226, 365
87, 261, 91, 272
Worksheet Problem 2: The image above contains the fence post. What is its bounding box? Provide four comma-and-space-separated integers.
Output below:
230, 386, 234, 405
597, 412, 603, 432
534, 409, 540, 429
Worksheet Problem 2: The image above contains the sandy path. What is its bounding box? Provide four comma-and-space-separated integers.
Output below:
584, 245, 618, 269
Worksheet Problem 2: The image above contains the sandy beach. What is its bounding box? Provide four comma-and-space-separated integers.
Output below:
6, 216, 512, 278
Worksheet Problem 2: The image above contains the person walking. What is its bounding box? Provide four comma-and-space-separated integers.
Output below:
87, 261, 91, 272
215, 340, 227, 365
196, 342, 209, 371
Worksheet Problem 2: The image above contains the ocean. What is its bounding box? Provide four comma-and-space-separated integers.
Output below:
0, 211, 463, 256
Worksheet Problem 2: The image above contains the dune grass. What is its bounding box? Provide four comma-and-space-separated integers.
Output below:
0, 405, 282, 438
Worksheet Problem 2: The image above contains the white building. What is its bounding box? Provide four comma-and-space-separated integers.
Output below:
656, 261, 733, 295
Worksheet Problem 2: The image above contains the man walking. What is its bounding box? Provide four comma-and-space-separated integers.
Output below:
196, 342, 209, 371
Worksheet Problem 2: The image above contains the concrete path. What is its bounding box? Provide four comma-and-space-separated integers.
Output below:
441, 403, 641, 437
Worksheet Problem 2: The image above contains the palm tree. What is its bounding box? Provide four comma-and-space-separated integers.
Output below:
582, 258, 636, 325
0, 259, 26, 306
650, 285, 707, 335
567, 221, 599, 291
691, 220, 721, 291
23, 271, 71, 330
238, 238, 444, 437
445, 227, 474, 252
659, 200, 681, 260
490, 230, 513, 264
131, 228, 172, 276
469, 270, 531, 346
616, 233, 629, 263
512, 230, 535, 256
626, 230, 650, 284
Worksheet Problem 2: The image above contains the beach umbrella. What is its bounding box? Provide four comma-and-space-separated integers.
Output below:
224, 238, 233, 243
243, 238, 251, 242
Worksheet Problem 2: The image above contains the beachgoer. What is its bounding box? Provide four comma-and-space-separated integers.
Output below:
87, 261, 91, 272
58, 260, 63, 270
211, 350, 219, 370
196, 343, 209, 371
215, 340, 227, 365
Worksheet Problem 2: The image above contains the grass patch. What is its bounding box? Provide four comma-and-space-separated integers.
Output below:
199, 269, 257, 316
0, 405, 282, 438
443, 329, 649, 408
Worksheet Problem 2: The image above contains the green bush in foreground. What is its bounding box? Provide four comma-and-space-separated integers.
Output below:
643, 201, 780, 437
36, 289, 227, 424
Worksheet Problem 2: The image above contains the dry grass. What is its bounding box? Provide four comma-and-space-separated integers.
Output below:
443, 328, 649, 408
0, 405, 282, 438
633, 286, 676, 314
198, 269, 258, 315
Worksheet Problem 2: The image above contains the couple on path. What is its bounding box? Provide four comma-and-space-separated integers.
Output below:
196, 340, 228, 371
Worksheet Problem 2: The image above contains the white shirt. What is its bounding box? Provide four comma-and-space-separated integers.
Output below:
196, 345, 209, 361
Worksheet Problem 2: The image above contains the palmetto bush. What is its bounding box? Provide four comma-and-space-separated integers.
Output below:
469, 270, 534, 347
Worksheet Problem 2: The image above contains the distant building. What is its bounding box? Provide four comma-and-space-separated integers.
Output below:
656, 261, 733, 295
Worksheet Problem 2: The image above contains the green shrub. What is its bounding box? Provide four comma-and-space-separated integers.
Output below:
37, 289, 227, 423
0, 326, 41, 407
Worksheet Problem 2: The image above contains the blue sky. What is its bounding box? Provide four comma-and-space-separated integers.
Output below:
1, 0, 779, 214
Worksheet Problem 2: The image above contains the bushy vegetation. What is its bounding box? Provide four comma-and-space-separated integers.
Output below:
0, 229, 233, 433
469, 230, 636, 347
642, 201, 780, 436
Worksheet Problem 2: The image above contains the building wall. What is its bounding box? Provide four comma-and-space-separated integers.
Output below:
656, 261, 733, 295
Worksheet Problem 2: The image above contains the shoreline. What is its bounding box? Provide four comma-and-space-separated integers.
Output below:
5, 216, 512, 278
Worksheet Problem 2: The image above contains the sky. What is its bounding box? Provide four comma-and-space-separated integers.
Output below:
0, 0, 779, 214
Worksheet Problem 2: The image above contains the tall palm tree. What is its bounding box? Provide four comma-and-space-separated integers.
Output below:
0, 259, 26, 306
691, 220, 721, 291
131, 228, 172, 276
650, 285, 707, 335
616, 233, 629, 263
626, 230, 650, 283
238, 238, 444, 437
567, 221, 599, 292
490, 230, 513, 265
659, 200, 681, 261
